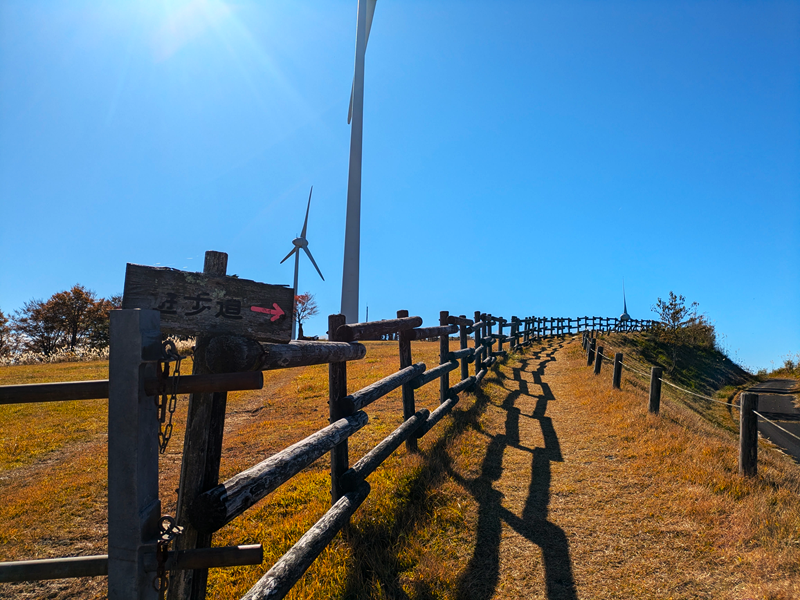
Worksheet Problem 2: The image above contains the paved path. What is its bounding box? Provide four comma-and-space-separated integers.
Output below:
748, 379, 800, 461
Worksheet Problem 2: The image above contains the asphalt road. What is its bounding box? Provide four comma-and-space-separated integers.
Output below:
748, 379, 800, 462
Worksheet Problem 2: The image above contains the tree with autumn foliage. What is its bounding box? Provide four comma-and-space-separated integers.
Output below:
294, 292, 319, 339
10, 285, 120, 355
0, 308, 11, 356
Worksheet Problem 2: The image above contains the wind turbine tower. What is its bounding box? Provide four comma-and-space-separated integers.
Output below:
281, 187, 324, 339
341, 0, 378, 323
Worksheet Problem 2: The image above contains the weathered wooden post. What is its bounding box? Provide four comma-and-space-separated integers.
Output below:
739, 393, 759, 477
397, 310, 417, 452
613, 353, 623, 389
459, 315, 469, 381
171, 251, 228, 600
439, 311, 450, 404
649, 367, 663, 414
594, 346, 604, 375
473, 311, 482, 376
329, 314, 350, 499
497, 317, 505, 352
587, 338, 596, 366
108, 309, 161, 600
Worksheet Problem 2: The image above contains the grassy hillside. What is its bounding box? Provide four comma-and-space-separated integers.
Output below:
1, 333, 798, 599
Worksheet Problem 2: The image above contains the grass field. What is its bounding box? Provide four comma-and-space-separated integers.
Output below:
1, 334, 799, 599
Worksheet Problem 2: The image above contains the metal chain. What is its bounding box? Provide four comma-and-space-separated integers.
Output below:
157, 340, 186, 454
153, 515, 184, 598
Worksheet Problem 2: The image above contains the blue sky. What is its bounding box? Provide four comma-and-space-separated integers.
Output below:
1, 0, 798, 371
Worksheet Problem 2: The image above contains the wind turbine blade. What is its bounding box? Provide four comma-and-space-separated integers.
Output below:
623, 279, 628, 313
301, 186, 312, 239
303, 246, 325, 281
280, 247, 298, 264
348, 0, 377, 124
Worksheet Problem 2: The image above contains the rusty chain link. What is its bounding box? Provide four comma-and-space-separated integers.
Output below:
157, 340, 186, 454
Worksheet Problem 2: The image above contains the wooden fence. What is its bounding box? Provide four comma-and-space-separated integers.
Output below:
0, 303, 654, 599
577, 330, 800, 478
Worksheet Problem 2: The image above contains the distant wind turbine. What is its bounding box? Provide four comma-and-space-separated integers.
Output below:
281, 187, 324, 339
341, 0, 378, 324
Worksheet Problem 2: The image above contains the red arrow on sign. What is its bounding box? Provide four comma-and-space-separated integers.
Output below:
250, 303, 285, 322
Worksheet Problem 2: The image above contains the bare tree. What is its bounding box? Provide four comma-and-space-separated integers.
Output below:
294, 292, 319, 339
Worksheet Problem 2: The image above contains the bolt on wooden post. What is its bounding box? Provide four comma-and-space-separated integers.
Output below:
397, 310, 417, 452
649, 367, 663, 414
613, 353, 623, 389
739, 393, 759, 477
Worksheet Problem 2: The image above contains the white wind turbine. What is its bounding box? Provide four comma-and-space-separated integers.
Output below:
341, 0, 378, 324
281, 187, 324, 339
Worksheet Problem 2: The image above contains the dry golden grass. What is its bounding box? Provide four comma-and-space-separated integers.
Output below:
2, 335, 799, 600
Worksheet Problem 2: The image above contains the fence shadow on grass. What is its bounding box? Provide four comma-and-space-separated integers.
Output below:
453, 340, 577, 600
338, 339, 576, 600
339, 372, 498, 598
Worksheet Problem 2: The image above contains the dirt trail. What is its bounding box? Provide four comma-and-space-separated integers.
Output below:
456, 337, 743, 599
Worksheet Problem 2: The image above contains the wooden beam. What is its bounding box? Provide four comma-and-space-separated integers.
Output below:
189, 412, 369, 534
240, 482, 370, 600
334, 316, 422, 342
340, 409, 430, 491
337, 363, 426, 414
401, 324, 458, 341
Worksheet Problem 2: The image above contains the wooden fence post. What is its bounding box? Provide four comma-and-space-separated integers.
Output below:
329, 314, 350, 501
459, 315, 469, 381
739, 393, 759, 477
108, 309, 161, 600
594, 346, 604, 375
439, 311, 450, 404
473, 311, 482, 376
497, 317, 505, 352
397, 310, 417, 452
587, 338, 596, 366
649, 367, 662, 414
613, 353, 623, 389
172, 250, 230, 600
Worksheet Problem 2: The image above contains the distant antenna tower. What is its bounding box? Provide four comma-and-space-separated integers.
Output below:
280, 186, 324, 339
620, 280, 631, 322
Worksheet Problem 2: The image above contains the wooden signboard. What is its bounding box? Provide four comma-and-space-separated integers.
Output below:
122, 264, 293, 343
